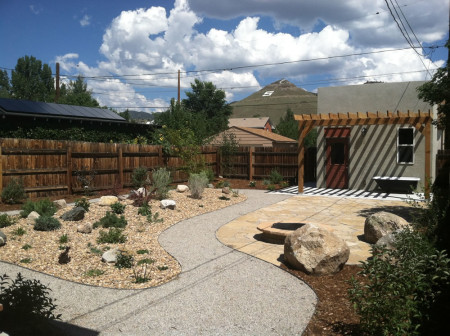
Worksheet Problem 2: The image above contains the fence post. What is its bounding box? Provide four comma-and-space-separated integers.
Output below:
248, 147, 253, 181
66, 146, 72, 194
216, 148, 221, 177
118, 146, 124, 189
0, 145, 3, 195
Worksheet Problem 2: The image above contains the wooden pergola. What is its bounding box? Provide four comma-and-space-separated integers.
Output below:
295, 110, 433, 197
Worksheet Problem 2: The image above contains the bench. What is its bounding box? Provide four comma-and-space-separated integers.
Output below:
372, 176, 420, 193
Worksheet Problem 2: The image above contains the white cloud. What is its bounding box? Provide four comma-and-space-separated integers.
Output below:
29, 4, 42, 15
80, 14, 91, 27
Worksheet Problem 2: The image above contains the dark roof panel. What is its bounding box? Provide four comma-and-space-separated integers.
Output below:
0, 98, 125, 122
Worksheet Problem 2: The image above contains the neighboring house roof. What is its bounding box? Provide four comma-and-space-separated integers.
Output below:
230, 79, 317, 124
237, 127, 296, 143
228, 117, 272, 129
0, 98, 126, 122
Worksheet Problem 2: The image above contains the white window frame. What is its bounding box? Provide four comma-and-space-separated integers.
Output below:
397, 127, 414, 164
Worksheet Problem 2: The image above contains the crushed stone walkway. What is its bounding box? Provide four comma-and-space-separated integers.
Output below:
0, 190, 317, 335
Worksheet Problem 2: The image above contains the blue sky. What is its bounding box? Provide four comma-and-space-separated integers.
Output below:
0, 0, 448, 113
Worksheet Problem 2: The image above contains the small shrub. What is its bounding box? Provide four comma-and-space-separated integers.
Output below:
115, 252, 133, 269
232, 190, 239, 197
137, 258, 155, 265
0, 214, 16, 228
131, 166, 149, 189
12, 227, 26, 236
75, 166, 97, 196
34, 216, 61, 232
151, 167, 171, 200
22, 244, 32, 250
147, 211, 163, 224
58, 234, 69, 244
89, 247, 102, 255
219, 196, 230, 201
58, 245, 67, 250
157, 265, 169, 271
20, 199, 57, 218
269, 169, 283, 185
138, 203, 152, 216
262, 179, 271, 186
267, 184, 276, 191
93, 211, 127, 229
132, 265, 150, 283
1, 178, 26, 204
189, 173, 209, 199
110, 201, 126, 214
201, 168, 215, 183
222, 180, 230, 188
85, 269, 104, 277
0, 273, 61, 327
281, 181, 289, 188
20, 258, 32, 264
136, 249, 149, 254
74, 197, 90, 212
249, 181, 256, 188
97, 228, 127, 244
131, 192, 153, 208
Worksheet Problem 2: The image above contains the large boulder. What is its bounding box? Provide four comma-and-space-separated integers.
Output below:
98, 196, 119, 206
284, 224, 350, 275
77, 222, 93, 234
60, 207, 86, 221
364, 211, 409, 244
0, 230, 6, 246
53, 199, 67, 209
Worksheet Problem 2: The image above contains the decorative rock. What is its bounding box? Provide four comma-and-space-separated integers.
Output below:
60, 207, 86, 221
77, 222, 93, 234
53, 199, 67, 209
98, 196, 119, 206
222, 187, 231, 194
364, 211, 409, 244
26, 211, 40, 225
0, 230, 6, 246
207, 184, 214, 188
102, 248, 119, 263
160, 199, 176, 210
284, 224, 350, 275
176, 185, 189, 193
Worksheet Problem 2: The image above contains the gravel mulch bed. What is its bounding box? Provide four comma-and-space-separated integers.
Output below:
0, 188, 246, 289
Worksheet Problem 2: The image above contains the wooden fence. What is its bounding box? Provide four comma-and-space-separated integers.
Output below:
0, 138, 310, 198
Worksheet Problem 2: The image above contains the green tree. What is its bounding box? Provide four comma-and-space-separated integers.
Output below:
182, 79, 232, 140
0, 70, 11, 98
11, 55, 54, 102
58, 75, 99, 107
154, 99, 193, 133
275, 108, 317, 147
417, 39, 450, 148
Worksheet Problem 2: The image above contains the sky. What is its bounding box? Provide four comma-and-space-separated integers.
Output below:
0, 0, 448, 114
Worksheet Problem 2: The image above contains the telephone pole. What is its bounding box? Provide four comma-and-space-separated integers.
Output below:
177, 69, 181, 103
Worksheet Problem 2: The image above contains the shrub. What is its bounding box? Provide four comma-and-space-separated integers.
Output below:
20, 199, 57, 218
22, 244, 32, 250
136, 249, 149, 254
137, 258, 155, 265
58, 234, 68, 244
34, 216, 61, 231
12, 227, 26, 236
151, 167, 171, 200
1, 178, 26, 204
138, 202, 152, 216
189, 173, 209, 199
20, 258, 32, 264
348, 229, 450, 336
0, 273, 61, 334
132, 265, 150, 283
267, 184, 276, 191
74, 197, 90, 212
0, 214, 16, 228
131, 166, 149, 189
269, 169, 283, 185
201, 168, 215, 183
93, 211, 127, 229
110, 201, 126, 214
249, 181, 256, 188
115, 252, 133, 269
85, 269, 104, 277
97, 228, 127, 244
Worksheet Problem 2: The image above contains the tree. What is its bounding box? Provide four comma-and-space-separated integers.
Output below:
182, 79, 232, 140
58, 75, 99, 107
0, 70, 11, 98
417, 39, 450, 149
11, 55, 54, 102
275, 108, 317, 147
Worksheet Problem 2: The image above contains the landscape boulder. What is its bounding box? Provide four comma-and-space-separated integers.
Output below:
364, 211, 409, 244
222, 187, 231, 194
160, 200, 176, 210
98, 196, 119, 206
60, 207, 86, 221
0, 230, 6, 246
77, 222, 93, 234
53, 199, 67, 209
207, 183, 214, 189
176, 185, 189, 193
102, 248, 119, 263
284, 224, 350, 275
26, 211, 40, 225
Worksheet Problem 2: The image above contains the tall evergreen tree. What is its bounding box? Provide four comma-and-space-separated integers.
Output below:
274, 108, 298, 140
11, 55, 54, 102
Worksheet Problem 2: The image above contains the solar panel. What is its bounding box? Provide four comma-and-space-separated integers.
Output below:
0, 98, 126, 122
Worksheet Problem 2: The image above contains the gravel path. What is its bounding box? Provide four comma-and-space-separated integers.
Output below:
0, 189, 317, 335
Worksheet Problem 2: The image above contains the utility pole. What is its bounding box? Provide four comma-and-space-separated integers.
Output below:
55, 62, 60, 103
177, 69, 181, 103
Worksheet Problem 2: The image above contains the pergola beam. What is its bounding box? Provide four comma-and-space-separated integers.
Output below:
296, 110, 433, 197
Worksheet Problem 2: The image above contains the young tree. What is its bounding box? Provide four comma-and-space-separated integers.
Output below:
275, 108, 318, 147
417, 40, 450, 149
58, 75, 99, 107
11, 55, 54, 102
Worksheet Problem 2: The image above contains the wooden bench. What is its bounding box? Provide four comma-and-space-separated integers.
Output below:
372, 176, 420, 193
